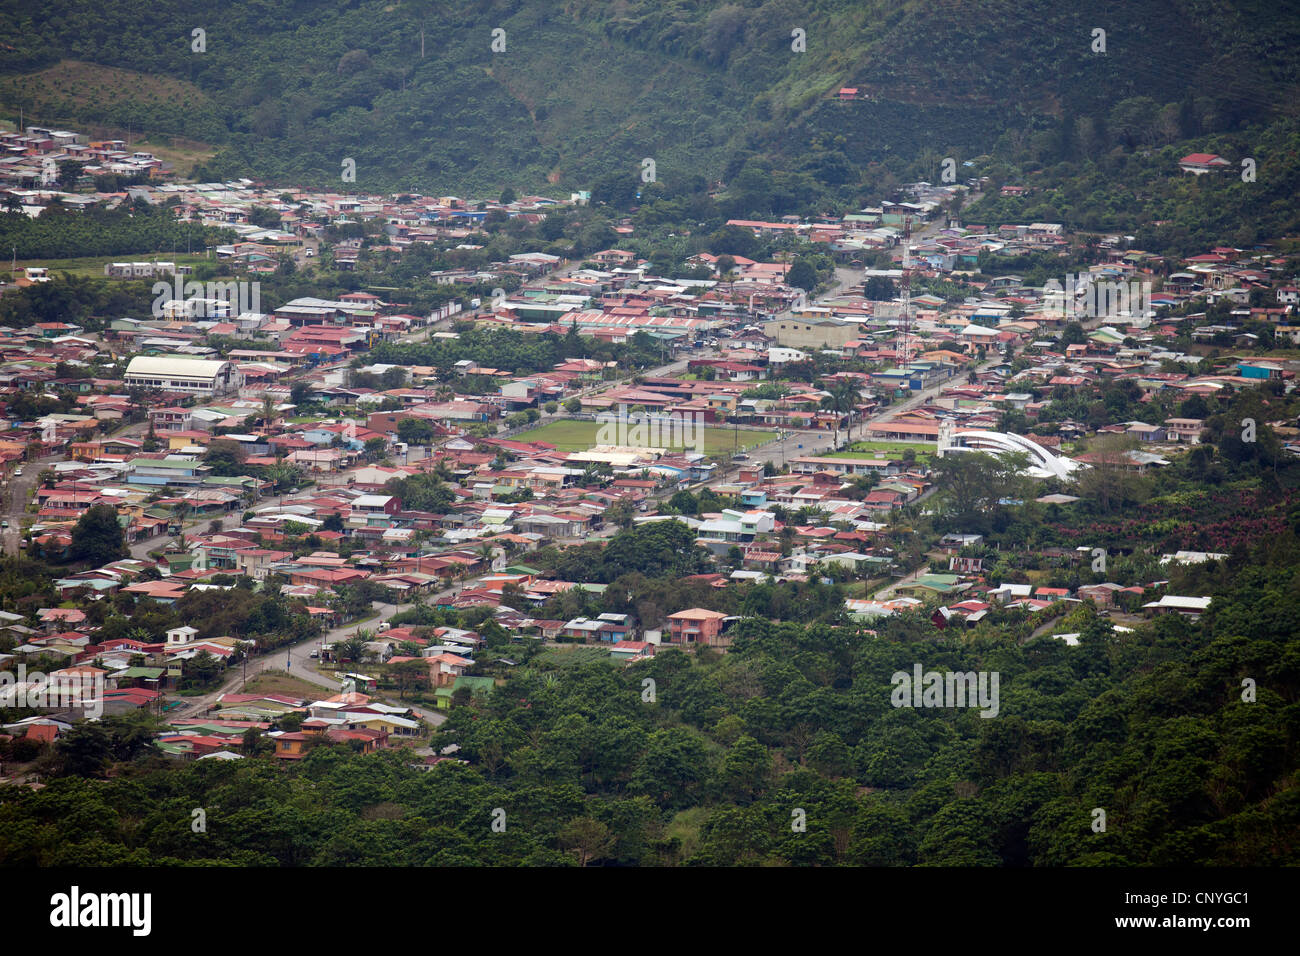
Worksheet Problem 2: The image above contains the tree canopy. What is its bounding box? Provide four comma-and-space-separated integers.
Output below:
69, 504, 128, 566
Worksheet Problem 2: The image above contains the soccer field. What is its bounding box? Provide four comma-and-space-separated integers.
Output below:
840, 440, 935, 461
517, 419, 779, 455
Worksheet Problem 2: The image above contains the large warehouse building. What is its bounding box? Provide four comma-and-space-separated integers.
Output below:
124, 356, 242, 396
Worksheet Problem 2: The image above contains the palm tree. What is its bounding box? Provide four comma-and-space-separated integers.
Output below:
170, 500, 190, 534
265, 462, 300, 497
820, 380, 859, 448
337, 634, 367, 665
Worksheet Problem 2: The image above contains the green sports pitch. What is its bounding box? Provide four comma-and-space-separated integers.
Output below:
515, 419, 779, 455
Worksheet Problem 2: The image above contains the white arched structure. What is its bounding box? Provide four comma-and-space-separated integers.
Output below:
937, 423, 1082, 480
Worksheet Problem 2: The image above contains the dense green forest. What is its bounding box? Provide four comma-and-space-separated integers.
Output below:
1, 545, 1295, 865
2, 0, 1297, 199
964, 119, 1300, 255
367, 324, 671, 374
0, 201, 229, 259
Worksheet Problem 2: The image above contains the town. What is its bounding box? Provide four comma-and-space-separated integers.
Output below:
1, 105, 1297, 871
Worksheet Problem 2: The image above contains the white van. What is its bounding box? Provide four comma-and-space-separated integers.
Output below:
376, 622, 391, 633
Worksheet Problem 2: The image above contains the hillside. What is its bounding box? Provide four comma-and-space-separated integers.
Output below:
2, 0, 1299, 196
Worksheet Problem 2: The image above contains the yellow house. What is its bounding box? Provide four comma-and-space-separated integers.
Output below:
918, 349, 967, 365
349, 713, 421, 737
274, 733, 310, 760
168, 431, 211, 451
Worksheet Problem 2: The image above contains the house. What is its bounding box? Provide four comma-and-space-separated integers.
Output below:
149, 407, 192, 432
236, 548, 293, 580
1162, 418, 1204, 443
1142, 595, 1212, 619
899, 573, 966, 598
591, 249, 636, 266
272, 732, 311, 760
425, 652, 473, 687
349, 494, 401, 528
37, 608, 87, 632
593, 612, 631, 642
1238, 361, 1284, 381
1077, 583, 1124, 608
666, 608, 730, 648
558, 613, 631, 642
166, 625, 198, 647
609, 640, 655, 662
126, 457, 211, 486
958, 324, 1001, 349
1125, 421, 1166, 442
1178, 153, 1231, 175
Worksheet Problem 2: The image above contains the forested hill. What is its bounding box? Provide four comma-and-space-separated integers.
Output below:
2, 0, 1299, 196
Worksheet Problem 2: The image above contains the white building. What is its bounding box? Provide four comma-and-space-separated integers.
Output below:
936, 420, 1082, 481
124, 356, 242, 396
166, 625, 199, 646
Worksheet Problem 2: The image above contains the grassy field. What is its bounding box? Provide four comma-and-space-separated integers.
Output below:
1, 60, 218, 172
846, 440, 936, 456
832, 450, 933, 463
518, 419, 778, 455
241, 670, 325, 701
536, 645, 618, 667
833, 441, 935, 462
9, 253, 213, 280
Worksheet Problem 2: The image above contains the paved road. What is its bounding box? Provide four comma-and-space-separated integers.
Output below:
829, 264, 863, 296
126, 506, 257, 560
1, 453, 61, 555
291, 237, 320, 267
169, 596, 456, 726
872, 558, 934, 600
3, 417, 154, 556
